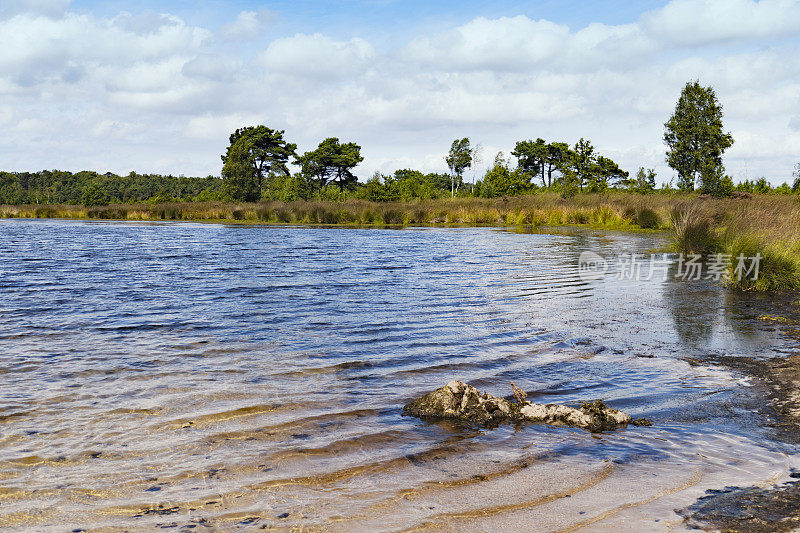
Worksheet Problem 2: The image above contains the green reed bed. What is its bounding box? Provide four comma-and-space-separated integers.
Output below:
669, 196, 800, 291
0, 194, 668, 229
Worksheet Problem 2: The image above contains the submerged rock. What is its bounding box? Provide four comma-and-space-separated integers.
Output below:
403, 380, 650, 432
402, 380, 513, 426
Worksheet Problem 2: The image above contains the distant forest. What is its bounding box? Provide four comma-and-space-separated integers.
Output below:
1, 155, 796, 207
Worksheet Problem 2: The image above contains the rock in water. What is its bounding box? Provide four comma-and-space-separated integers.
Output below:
402, 380, 513, 425
403, 380, 648, 432
519, 399, 632, 432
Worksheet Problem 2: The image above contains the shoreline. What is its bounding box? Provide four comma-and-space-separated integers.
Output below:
0, 215, 666, 235
676, 336, 800, 530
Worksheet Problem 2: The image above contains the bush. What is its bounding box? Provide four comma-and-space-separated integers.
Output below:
635, 207, 661, 229
670, 206, 719, 254
725, 234, 800, 291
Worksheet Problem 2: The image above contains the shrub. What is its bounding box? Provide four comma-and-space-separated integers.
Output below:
670, 206, 719, 254
635, 207, 661, 229
724, 233, 800, 291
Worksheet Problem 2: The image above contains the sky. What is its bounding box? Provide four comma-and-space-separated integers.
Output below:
1, 0, 799, 185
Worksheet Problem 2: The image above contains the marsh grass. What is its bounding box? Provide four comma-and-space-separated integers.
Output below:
668, 195, 800, 291
670, 204, 720, 254
0, 193, 673, 229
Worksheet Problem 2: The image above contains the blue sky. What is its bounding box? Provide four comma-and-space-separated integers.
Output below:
72, 1, 668, 38
1, 0, 799, 183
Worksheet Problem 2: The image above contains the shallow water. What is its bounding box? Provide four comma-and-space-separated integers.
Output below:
1, 220, 799, 531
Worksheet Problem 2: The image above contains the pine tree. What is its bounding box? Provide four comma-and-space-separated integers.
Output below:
664, 81, 734, 192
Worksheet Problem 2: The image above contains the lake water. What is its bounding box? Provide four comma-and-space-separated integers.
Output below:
1, 220, 799, 531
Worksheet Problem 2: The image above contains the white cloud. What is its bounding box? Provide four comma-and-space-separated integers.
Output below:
182, 54, 242, 81
259, 33, 375, 80
0, 0, 69, 20
1, 0, 799, 182
641, 0, 800, 47
404, 16, 569, 72
219, 9, 275, 41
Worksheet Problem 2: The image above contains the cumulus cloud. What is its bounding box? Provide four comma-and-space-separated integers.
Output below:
641, 0, 800, 46
1, 0, 799, 181
404, 16, 569, 72
259, 33, 375, 80
218, 9, 275, 41
182, 54, 242, 81
0, 11, 209, 87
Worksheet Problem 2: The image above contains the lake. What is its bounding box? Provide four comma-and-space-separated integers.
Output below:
1, 220, 798, 531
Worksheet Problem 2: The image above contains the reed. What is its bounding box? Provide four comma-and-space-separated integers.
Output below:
0, 194, 700, 230
668, 195, 800, 291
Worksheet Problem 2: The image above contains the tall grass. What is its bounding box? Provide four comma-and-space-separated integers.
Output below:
669, 195, 800, 291
0, 193, 673, 230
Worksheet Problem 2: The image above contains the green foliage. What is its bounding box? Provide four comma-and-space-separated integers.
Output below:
724, 233, 800, 292
511, 138, 626, 194
630, 167, 657, 193
477, 160, 531, 198
297, 137, 363, 192
390, 169, 446, 200
559, 168, 580, 199
264, 174, 313, 202
664, 80, 734, 191
80, 181, 109, 206
717, 174, 735, 197
670, 206, 720, 255
445, 138, 472, 196
0, 169, 223, 204
221, 126, 297, 189
633, 207, 661, 229
362, 172, 391, 202
512, 138, 547, 186
222, 135, 260, 201
0, 172, 25, 204
571, 138, 595, 192
701, 167, 734, 198
546, 142, 572, 188
754, 177, 772, 194
774, 183, 792, 195
355, 169, 451, 202
588, 156, 628, 192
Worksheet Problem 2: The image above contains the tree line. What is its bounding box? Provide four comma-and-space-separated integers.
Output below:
0, 169, 223, 206
1, 79, 798, 205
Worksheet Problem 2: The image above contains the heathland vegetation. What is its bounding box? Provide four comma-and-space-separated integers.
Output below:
1, 80, 799, 290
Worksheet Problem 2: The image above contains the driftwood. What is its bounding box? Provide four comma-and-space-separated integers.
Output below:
403, 380, 651, 432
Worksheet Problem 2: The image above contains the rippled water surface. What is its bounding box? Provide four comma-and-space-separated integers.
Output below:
1, 220, 799, 531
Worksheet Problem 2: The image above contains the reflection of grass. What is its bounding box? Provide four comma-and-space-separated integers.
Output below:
668, 196, 800, 292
